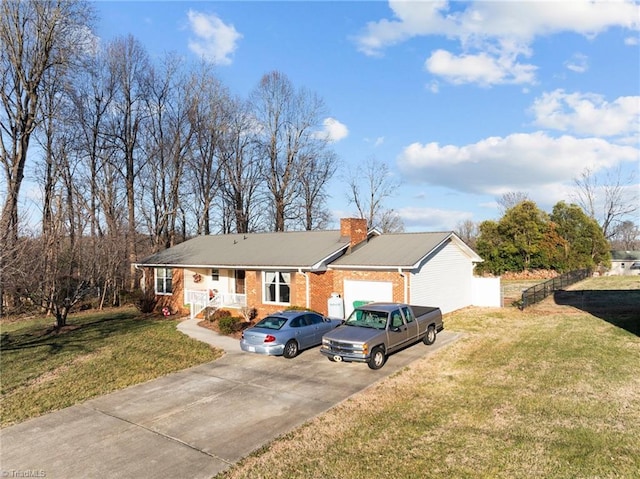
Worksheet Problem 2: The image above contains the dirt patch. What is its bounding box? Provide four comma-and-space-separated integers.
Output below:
501, 270, 559, 280
27, 350, 106, 388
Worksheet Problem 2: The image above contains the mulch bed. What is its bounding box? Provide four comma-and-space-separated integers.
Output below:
197, 319, 252, 340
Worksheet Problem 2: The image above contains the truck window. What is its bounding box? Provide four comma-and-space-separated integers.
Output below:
402, 306, 415, 323
391, 311, 403, 328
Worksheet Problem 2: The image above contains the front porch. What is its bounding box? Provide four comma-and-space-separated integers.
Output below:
184, 289, 248, 320
181, 267, 247, 319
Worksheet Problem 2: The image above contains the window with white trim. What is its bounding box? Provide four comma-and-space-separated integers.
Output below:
211, 269, 219, 281
263, 271, 290, 304
155, 267, 173, 295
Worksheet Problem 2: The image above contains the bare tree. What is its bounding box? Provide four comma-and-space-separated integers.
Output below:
345, 156, 404, 232
455, 219, 479, 249
0, 0, 93, 316
139, 53, 193, 250
298, 148, 336, 231
572, 166, 639, 239
251, 71, 334, 231
217, 96, 266, 233
104, 35, 150, 289
609, 220, 639, 251
185, 65, 227, 235
496, 191, 530, 215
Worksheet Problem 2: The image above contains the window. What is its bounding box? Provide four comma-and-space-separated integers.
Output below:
391, 311, 404, 328
264, 271, 291, 304
402, 306, 415, 323
155, 268, 172, 295
211, 269, 219, 281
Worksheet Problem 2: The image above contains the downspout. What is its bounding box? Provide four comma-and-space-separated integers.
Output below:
399, 268, 408, 303
298, 268, 310, 309
134, 264, 145, 294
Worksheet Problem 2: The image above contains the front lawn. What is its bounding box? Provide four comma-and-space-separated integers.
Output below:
0, 308, 222, 427
218, 276, 640, 479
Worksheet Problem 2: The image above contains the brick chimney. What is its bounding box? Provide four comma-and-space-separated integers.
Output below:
340, 218, 368, 247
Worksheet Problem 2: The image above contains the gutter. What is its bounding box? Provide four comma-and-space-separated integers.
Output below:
399, 268, 408, 303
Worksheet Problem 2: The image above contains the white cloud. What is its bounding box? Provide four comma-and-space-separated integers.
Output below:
425, 48, 536, 86
530, 90, 640, 137
564, 53, 589, 73
355, 0, 639, 86
398, 205, 473, 231
318, 117, 349, 142
357, 1, 639, 53
186, 10, 242, 65
397, 132, 638, 197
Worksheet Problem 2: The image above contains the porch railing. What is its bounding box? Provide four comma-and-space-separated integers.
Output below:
185, 289, 247, 319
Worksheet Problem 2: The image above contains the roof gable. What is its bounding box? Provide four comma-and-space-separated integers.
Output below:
611, 250, 640, 261
330, 231, 482, 269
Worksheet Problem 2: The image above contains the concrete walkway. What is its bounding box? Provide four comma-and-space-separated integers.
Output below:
176, 316, 241, 352
1, 318, 461, 479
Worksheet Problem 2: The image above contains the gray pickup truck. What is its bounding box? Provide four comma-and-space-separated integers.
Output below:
320, 302, 443, 369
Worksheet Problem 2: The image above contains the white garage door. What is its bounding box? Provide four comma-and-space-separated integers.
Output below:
343, 280, 393, 317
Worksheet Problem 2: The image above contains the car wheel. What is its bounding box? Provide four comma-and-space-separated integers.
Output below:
423, 325, 436, 345
283, 340, 299, 359
367, 346, 386, 370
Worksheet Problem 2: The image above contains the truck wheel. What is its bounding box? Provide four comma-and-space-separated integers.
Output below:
423, 325, 436, 345
368, 346, 386, 370
283, 340, 299, 358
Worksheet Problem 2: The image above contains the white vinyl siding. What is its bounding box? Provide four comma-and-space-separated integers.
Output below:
410, 240, 473, 314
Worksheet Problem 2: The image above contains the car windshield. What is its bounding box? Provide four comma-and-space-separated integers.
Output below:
344, 310, 388, 330
254, 316, 287, 330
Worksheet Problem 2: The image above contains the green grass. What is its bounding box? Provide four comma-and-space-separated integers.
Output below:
0, 308, 222, 427
218, 276, 640, 479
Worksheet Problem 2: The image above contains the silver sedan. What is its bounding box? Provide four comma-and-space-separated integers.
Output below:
240, 310, 343, 358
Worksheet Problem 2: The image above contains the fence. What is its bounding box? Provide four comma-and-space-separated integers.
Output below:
520, 269, 592, 309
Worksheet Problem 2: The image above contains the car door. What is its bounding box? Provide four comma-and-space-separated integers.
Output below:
295, 314, 318, 349
307, 313, 329, 345
387, 309, 409, 351
401, 306, 419, 341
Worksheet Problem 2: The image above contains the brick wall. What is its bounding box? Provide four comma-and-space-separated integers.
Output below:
145, 267, 188, 315
331, 269, 408, 303
308, 270, 335, 314
148, 265, 409, 320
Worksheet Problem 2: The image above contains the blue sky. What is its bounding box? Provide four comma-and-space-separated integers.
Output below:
94, 1, 640, 232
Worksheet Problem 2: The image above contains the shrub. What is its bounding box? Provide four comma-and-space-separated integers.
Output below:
218, 316, 242, 335
133, 290, 156, 314
285, 306, 315, 312
240, 307, 258, 322
206, 309, 231, 322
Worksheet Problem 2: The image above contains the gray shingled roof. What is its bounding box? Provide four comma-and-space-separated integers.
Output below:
331, 232, 481, 268
136, 230, 350, 269
611, 250, 640, 261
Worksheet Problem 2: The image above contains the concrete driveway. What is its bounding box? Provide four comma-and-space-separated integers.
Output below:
1, 319, 460, 479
